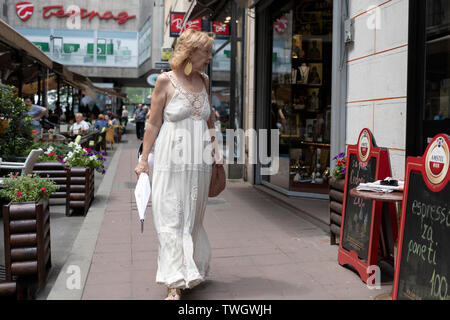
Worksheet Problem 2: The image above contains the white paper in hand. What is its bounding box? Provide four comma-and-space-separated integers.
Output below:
134, 172, 151, 226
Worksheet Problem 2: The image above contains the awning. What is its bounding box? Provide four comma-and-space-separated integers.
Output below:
0, 20, 53, 70
183, 0, 228, 25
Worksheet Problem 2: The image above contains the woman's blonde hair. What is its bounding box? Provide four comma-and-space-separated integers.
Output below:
170, 28, 214, 71
98, 114, 104, 120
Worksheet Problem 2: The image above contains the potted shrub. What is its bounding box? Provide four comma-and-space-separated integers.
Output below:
329, 152, 346, 245
0, 174, 58, 290
0, 86, 34, 162
61, 142, 106, 216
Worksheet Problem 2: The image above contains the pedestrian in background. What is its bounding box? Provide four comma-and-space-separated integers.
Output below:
133, 103, 147, 140
25, 97, 47, 132
134, 28, 216, 300
121, 105, 129, 133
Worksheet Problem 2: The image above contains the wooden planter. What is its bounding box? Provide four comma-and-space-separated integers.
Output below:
2, 197, 52, 290
329, 177, 345, 245
33, 162, 70, 216
68, 166, 94, 216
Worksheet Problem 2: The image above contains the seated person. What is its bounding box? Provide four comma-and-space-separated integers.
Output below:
94, 114, 109, 130
111, 115, 121, 125
70, 113, 90, 134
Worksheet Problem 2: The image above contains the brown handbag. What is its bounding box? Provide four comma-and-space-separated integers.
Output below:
199, 72, 226, 197
209, 162, 226, 197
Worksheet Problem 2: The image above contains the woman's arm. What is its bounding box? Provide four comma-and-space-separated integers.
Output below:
135, 74, 168, 176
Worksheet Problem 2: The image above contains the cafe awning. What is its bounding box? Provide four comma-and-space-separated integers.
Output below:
0, 20, 53, 70
183, 0, 252, 24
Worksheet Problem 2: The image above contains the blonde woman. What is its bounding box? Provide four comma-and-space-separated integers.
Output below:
134, 28, 216, 300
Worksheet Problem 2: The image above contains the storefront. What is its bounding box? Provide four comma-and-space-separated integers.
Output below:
254, 0, 334, 198
407, 0, 450, 157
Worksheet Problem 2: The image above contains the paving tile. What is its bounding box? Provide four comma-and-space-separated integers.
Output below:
82, 283, 132, 300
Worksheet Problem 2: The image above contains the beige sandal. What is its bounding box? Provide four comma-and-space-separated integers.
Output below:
164, 288, 181, 300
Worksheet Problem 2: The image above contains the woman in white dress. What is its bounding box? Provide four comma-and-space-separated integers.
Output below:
134, 29, 216, 300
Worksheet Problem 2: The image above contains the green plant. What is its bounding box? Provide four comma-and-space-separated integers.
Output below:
0, 173, 58, 202
0, 86, 34, 157
331, 152, 346, 179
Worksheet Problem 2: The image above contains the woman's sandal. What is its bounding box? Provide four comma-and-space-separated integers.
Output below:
165, 288, 181, 300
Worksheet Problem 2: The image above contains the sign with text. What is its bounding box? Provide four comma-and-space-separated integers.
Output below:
338, 128, 398, 283
170, 12, 201, 37
212, 21, 230, 39
393, 134, 450, 300
15, 2, 136, 24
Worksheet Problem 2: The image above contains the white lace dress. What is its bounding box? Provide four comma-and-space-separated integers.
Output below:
151, 71, 212, 289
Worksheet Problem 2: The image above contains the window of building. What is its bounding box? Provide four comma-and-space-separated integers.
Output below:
262, 0, 333, 196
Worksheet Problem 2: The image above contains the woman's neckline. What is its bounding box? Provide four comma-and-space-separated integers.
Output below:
170, 71, 205, 94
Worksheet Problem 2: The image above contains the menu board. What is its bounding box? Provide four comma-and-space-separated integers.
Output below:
338, 128, 397, 283
341, 154, 377, 261
393, 134, 450, 300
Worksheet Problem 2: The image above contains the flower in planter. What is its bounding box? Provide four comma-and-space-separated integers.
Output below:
331, 152, 346, 179
62, 142, 106, 174
0, 173, 58, 203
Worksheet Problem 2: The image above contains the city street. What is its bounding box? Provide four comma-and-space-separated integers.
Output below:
40, 129, 392, 300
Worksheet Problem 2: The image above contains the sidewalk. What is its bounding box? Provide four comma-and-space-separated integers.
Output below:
51, 131, 393, 300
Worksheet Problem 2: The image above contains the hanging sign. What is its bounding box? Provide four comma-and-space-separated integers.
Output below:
393, 134, 450, 300
170, 12, 201, 37
338, 128, 398, 284
212, 21, 230, 39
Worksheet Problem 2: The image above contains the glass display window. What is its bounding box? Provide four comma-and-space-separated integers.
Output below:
265, 0, 333, 195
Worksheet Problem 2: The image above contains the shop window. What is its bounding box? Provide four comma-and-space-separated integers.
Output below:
265, 0, 333, 195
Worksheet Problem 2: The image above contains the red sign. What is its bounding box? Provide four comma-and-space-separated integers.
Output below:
274, 16, 288, 34
40, 5, 136, 24
170, 12, 201, 37
213, 21, 229, 36
16, 2, 34, 21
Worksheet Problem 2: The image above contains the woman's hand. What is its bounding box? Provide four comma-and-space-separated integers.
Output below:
135, 160, 149, 178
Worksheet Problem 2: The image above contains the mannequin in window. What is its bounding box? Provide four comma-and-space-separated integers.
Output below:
298, 63, 309, 84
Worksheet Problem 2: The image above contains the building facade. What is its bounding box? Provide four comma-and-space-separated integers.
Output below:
1, 0, 164, 91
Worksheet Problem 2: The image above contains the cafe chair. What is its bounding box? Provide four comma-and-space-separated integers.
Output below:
0, 149, 43, 185
105, 128, 115, 151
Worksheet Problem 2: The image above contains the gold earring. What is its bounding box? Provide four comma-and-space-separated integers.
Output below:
184, 61, 192, 76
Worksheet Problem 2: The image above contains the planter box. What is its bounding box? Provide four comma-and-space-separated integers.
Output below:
329, 177, 345, 245
2, 197, 52, 290
68, 166, 94, 216
33, 162, 70, 216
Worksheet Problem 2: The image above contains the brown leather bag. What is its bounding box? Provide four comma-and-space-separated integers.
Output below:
209, 162, 226, 197
199, 72, 226, 197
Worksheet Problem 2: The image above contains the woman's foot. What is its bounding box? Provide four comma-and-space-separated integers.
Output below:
165, 288, 181, 300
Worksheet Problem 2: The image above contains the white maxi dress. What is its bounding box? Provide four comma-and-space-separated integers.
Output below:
151, 71, 212, 289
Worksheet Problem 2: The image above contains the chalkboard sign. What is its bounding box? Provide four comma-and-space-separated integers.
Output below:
338, 128, 398, 283
393, 134, 450, 300
341, 154, 377, 261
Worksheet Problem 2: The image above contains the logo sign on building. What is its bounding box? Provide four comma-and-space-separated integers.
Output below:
170, 12, 201, 37
146, 73, 160, 87
15, 2, 136, 24
212, 21, 230, 39
16, 2, 34, 21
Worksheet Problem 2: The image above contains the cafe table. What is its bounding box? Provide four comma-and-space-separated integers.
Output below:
349, 188, 403, 300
